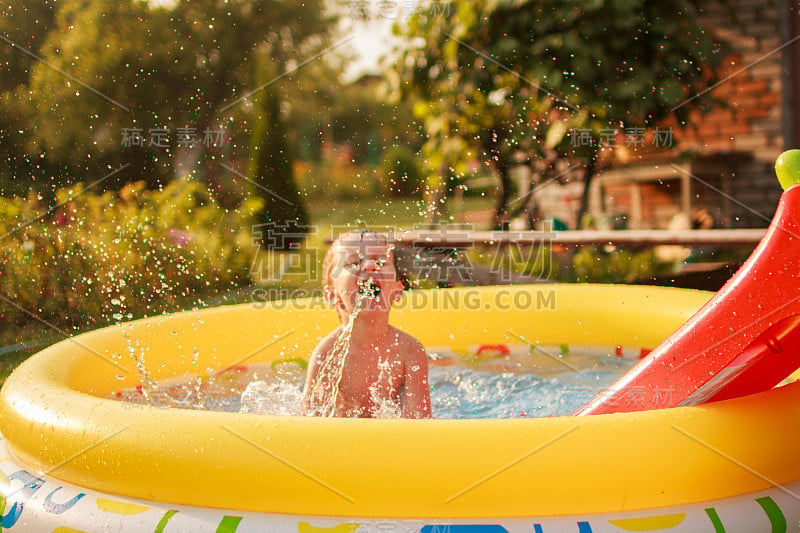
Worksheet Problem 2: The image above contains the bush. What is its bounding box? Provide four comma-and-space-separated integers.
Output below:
464, 244, 669, 284
571, 246, 670, 283
0, 179, 262, 332
380, 147, 422, 198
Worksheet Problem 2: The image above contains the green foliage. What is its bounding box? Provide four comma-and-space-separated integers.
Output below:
523, 245, 561, 281
465, 244, 671, 284
288, 77, 425, 201
466, 244, 563, 282
0, 0, 331, 192
248, 51, 310, 250
0, 1, 57, 93
571, 246, 670, 283
381, 146, 423, 197
288, 73, 425, 169
396, 0, 729, 226
0, 180, 262, 332
0, 1, 61, 197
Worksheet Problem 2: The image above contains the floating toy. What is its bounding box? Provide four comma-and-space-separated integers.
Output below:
3, 282, 800, 531
475, 344, 511, 357
577, 149, 800, 415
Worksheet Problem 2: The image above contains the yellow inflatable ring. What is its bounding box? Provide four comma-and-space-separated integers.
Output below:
2, 284, 800, 531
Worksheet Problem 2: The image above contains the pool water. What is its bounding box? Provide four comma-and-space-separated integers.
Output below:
432, 365, 611, 418
111, 344, 640, 418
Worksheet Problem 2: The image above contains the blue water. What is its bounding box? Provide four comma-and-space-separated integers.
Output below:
117, 347, 636, 418
429, 357, 630, 419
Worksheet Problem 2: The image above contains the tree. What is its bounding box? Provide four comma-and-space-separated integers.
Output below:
0, 0, 59, 196
0, 1, 57, 93
285, 65, 425, 168
2, 0, 331, 194
248, 48, 310, 250
396, 0, 727, 228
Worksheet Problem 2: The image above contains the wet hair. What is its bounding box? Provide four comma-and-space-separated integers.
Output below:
322, 230, 407, 288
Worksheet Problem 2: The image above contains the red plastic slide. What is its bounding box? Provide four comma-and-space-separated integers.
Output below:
575, 150, 800, 415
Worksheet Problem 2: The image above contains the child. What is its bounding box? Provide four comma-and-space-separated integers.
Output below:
302, 230, 431, 418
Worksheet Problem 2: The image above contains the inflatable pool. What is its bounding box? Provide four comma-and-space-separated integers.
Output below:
4, 149, 800, 531
3, 283, 800, 532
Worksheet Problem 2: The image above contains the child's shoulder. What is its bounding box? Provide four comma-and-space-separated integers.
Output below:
314, 326, 345, 353
389, 327, 427, 359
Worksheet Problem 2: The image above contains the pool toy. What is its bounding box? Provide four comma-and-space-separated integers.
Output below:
4, 281, 800, 532
577, 149, 800, 415
475, 343, 511, 357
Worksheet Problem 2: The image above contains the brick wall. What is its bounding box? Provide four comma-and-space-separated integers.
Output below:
580, 1, 792, 229
676, 0, 787, 227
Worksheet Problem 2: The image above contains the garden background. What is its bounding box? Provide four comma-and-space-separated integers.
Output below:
1, 0, 795, 380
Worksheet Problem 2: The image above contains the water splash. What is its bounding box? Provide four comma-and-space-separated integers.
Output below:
115, 277, 404, 417
304, 282, 373, 417
111, 347, 634, 418
120, 325, 205, 409
240, 379, 303, 415
369, 356, 402, 418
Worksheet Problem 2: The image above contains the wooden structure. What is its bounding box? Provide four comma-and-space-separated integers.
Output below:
388, 228, 765, 249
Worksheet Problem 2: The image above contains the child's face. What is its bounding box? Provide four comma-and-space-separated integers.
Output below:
325, 233, 403, 319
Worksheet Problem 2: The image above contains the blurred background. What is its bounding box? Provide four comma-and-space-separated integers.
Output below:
1, 0, 799, 373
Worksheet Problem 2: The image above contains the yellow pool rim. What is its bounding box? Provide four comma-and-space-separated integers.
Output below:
2, 283, 800, 519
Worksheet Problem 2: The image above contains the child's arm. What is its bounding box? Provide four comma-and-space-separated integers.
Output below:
402, 341, 432, 419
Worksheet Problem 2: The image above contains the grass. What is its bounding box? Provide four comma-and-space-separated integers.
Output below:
307, 195, 494, 230
304, 195, 494, 265
0, 324, 59, 384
